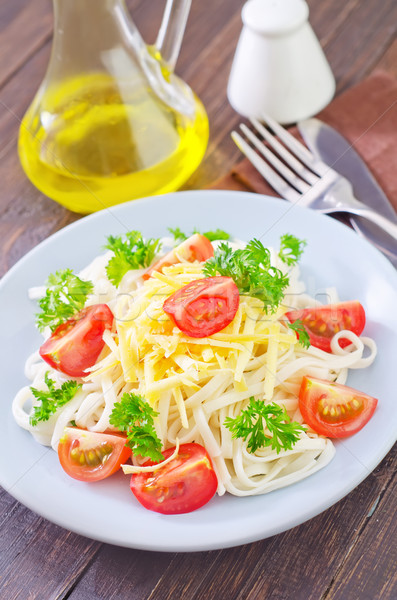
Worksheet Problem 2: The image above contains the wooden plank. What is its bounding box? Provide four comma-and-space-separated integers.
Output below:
65, 546, 176, 600
318, 0, 397, 92
376, 38, 397, 79
326, 469, 397, 600
0, 0, 52, 88
0, 489, 101, 600
307, 0, 361, 44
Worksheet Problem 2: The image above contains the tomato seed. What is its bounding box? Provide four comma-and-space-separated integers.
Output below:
86, 450, 98, 465
70, 441, 113, 467
70, 448, 80, 462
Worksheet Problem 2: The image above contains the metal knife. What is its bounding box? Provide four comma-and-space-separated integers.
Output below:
298, 118, 397, 266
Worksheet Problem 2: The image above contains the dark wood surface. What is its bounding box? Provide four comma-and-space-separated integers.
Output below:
1, 1, 396, 598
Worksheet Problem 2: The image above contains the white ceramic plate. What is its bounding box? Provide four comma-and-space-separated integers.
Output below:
1, 190, 396, 552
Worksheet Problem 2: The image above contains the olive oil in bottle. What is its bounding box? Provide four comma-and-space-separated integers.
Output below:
19, 74, 209, 214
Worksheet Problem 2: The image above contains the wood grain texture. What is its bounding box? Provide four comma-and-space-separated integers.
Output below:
376, 39, 397, 80
0, 1, 396, 599
326, 466, 397, 600
0, 490, 100, 600
319, 0, 397, 93
0, 0, 52, 88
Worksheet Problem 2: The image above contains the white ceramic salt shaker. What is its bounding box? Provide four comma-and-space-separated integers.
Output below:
227, 0, 335, 124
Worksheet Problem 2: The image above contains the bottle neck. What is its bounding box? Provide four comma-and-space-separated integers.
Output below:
47, 0, 196, 116
50, 0, 143, 75
53, 0, 130, 33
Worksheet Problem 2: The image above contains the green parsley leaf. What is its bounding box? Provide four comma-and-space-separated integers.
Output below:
168, 227, 188, 244
201, 228, 231, 242
278, 234, 306, 266
36, 269, 94, 333
30, 373, 81, 427
224, 397, 306, 454
203, 239, 289, 312
109, 392, 164, 461
105, 231, 162, 287
287, 319, 311, 349
168, 227, 231, 245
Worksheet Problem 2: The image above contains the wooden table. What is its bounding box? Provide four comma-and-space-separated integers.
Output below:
1, 1, 396, 598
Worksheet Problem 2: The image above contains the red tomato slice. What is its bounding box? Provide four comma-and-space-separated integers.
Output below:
299, 376, 378, 438
130, 443, 218, 514
39, 304, 114, 378
58, 427, 131, 481
143, 233, 214, 280
163, 276, 239, 338
286, 301, 365, 352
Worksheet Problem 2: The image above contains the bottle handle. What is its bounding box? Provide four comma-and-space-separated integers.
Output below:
155, 0, 192, 71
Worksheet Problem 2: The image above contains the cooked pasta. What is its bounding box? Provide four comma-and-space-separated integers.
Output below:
12, 239, 377, 497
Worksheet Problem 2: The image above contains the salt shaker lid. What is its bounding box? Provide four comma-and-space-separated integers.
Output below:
242, 0, 309, 36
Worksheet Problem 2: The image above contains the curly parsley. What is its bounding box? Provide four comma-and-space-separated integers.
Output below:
278, 234, 306, 266
105, 231, 162, 286
224, 397, 306, 454
36, 269, 93, 333
30, 373, 81, 426
109, 392, 163, 461
168, 227, 231, 245
203, 238, 289, 312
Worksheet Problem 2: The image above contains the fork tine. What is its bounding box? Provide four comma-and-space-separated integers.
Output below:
259, 113, 328, 176
231, 131, 301, 202
239, 124, 311, 194
250, 118, 319, 185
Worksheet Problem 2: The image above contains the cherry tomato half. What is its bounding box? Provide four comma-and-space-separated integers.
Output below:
299, 376, 378, 438
58, 427, 131, 482
39, 304, 114, 377
286, 301, 365, 352
143, 234, 214, 280
130, 443, 218, 514
163, 276, 239, 338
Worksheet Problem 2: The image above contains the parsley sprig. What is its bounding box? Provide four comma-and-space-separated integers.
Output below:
30, 373, 81, 426
287, 318, 311, 349
168, 227, 231, 245
278, 234, 306, 266
224, 397, 306, 454
105, 231, 162, 286
203, 239, 289, 312
109, 392, 163, 461
36, 269, 93, 333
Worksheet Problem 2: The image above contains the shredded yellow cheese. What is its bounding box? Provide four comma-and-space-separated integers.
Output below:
107, 261, 298, 428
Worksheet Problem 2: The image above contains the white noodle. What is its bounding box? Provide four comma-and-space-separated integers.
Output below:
12, 240, 377, 498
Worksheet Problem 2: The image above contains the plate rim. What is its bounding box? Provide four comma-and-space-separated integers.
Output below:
1, 189, 396, 552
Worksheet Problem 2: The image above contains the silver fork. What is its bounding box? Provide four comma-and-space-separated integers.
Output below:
231, 114, 397, 242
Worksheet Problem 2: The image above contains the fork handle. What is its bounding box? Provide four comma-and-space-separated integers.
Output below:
337, 206, 397, 241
